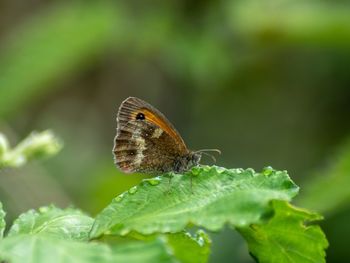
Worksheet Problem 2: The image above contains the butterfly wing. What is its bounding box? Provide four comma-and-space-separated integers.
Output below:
113, 97, 189, 173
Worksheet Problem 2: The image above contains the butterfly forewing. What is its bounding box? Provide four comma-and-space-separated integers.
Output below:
114, 97, 189, 173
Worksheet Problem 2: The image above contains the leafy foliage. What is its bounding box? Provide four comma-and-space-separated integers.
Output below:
0, 235, 176, 263
8, 206, 93, 241
0, 130, 62, 169
0, 206, 210, 263
0, 202, 5, 239
0, 131, 328, 263
89, 166, 329, 262
238, 200, 328, 263
90, 166, 298, 237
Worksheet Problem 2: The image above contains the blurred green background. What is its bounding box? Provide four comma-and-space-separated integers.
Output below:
0, 1, 349, 262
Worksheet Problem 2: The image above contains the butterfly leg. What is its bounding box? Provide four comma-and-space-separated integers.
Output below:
165, 173, 174, 194
190, 175, 194, 194
168, 175, 172, 188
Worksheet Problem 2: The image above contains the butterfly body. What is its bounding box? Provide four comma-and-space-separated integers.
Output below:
113, 97, 202, 174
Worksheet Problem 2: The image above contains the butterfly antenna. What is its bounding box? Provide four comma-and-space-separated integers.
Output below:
195, 149, 221, 163
195, 149, 221, 155
200, 152, 217, 163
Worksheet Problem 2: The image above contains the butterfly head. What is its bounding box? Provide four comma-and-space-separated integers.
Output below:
174, 151, 202, 173
175, 149, 220, 173
189, 151, 202, 168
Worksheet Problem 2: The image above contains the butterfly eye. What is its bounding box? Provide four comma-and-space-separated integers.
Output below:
136, 113, 145, 120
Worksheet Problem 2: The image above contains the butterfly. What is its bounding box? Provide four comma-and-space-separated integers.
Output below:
113, 97, 220, 174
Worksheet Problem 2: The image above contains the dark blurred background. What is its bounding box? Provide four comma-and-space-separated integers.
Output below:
0, 1, 350, 262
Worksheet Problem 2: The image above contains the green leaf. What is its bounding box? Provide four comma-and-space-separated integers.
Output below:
0, 202, 5, 239
238, 201, 328, 263
165, 230, 211, 263
8, 206, 93, 241
297, 138, 350, 215
0, 235, 176, 263
117, 230, 211, 263
112, 238, 176, 263
0, 130, 62, 169
0, 2, 119, 116
90, 166, 298, 237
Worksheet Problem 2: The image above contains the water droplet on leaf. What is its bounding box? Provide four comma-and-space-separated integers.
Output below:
39, 206, 49, 213
231, 168, 244, 174
114, 194, 124, 202
191, 166, 201, 176
128, 186, 138, 194
145, 177, 161, 186
202, 165, 211, 172
262, 166, 274, 176
215, 166, 225, 174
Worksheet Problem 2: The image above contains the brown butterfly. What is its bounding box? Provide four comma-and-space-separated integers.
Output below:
113, 97, 220, 174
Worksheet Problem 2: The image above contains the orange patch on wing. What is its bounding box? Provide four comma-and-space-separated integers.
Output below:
131, 109, 185, 146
